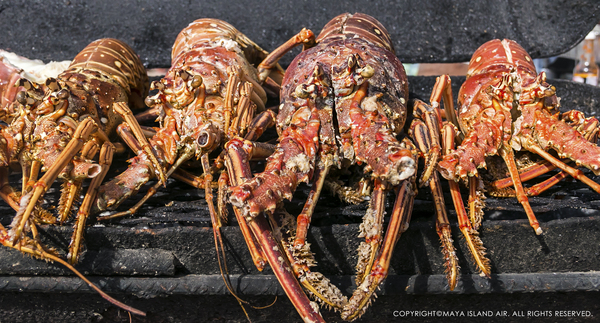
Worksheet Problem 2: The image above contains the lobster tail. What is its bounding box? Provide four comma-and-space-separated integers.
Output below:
316, 13, 395, 53
68, 38, 149, 110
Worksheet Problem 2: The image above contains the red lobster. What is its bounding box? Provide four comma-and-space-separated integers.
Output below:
93, 19, 324, 321
436, 38, 600, 237
226, 13, 457, 321
94, 18, 284, 216
0, 38, 155, 315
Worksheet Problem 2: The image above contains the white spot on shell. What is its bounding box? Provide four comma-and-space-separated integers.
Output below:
114, 61, 122, 68
101, 117, 108, 124
475, 56, 482, 62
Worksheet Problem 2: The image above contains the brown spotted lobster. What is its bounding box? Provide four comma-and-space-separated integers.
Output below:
226, 12, 465, 321
0, 38, 156, 316
1, 38, 161, 263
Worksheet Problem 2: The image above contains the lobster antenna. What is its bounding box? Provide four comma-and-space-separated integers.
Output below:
0, 225, 145, 316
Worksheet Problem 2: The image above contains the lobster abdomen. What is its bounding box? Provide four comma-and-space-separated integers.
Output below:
67, 38, 148, 110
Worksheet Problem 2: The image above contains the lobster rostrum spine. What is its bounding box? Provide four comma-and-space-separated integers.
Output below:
438, 39, 600, 236
226, 13, 452, 321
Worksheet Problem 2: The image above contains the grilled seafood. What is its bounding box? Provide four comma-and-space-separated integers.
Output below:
3, 38, 159, 265
226, 12, 459, 321
437, 39, 600, 237
94, 18, 324, 322
0, 38, 154, 316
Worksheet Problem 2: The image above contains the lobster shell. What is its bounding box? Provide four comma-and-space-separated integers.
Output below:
279, 13, 408, 138
59, 38, 149, 135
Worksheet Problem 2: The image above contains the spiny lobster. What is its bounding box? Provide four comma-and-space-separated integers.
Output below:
93, 18, 324, 321
0, 38, 156, 315
226, 12, 467, 321
0, 50, 70, 122
2, 38, 161, 263
436, 39, 600, 239
94, 18, 284, 217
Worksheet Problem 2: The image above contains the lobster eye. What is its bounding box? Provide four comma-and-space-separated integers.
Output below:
15, 91, 27, 105
145, 97, 156, 107
191, 75, 203, 88
57, 89, 70, 100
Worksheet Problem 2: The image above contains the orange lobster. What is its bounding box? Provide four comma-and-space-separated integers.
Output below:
0, 38, 156, 316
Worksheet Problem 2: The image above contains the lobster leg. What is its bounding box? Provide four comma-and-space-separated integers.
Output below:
467, 176, 484, 229
95, 115, 179, 213
491, 110, 600, 195
68, 142, 115, 264
225, 137, 326, 323
96, 147, 194, 221
225, 109, 276, 271
500, 147, 543, 235
113, 102, 166, 184
0, 222, 145, 316
223, 67, 241, 138
430, 75, 461, 138
342, 169, 417, 321
10, 117, 98, 245
415, 85, 490, 280
23, 160, 42, 193
57, 140, 99, 223
0, 167, 20, 211
134, 106, 161, 124
440, 122, 490, 276
267, 205, 348, 311
249, 214, 325, 323
410, 116, 460, 289
171, 169, 209, 188
227, 113, 346, 310
256, 29, 316, 82
230, 83, 257, 138
412, 98, 443, 186
225, 138, 271, 271
293, 156, 332, 248
352, 178, 387, 288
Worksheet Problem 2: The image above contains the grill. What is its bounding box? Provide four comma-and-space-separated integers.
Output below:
1, 1, 600, 322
